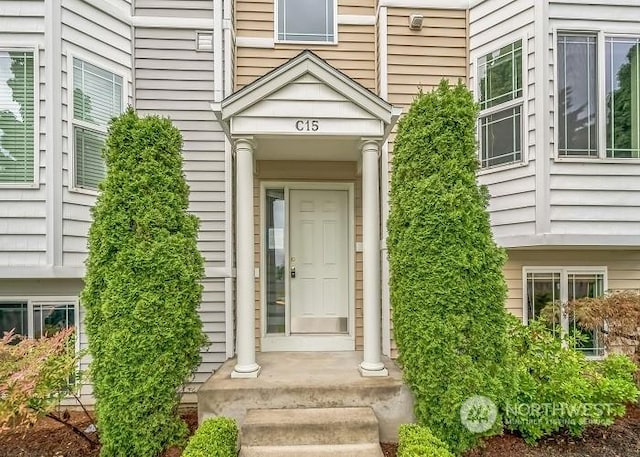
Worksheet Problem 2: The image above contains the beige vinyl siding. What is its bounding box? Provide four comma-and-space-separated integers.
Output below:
235, 0, 376, 91
505, 249, 640, 319
60, 0, 133, 266
134, 21, 229, 386
468, 0, 537, 239
548, 1, 640, 237
0, 2, 47, 266
135, 0, 213, 17
386, 7, 468, 108
253, 161, 363, 351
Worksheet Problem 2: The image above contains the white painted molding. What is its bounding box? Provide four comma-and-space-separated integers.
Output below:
132, 16, 214, 29
338, 15, 376, 26
236, 36, 275, 48
378, 0, 469, 9
0, 266, 85, 279
495, 234, 640, 248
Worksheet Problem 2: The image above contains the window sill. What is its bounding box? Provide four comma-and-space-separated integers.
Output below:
68, 186, 99, 197
477, 160, 528, 176
554, 156, 640, 165
0, 181, 40, 189
275, 39, 338, 46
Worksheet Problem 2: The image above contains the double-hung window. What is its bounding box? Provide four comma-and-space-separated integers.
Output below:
477, 40, 524, 169
0, 299, 76, 338
525, 268, 606, 357
558, 33, 640, 159
276, 0, 336, 43
0, 50, 35, 184
72, 58, 123, 191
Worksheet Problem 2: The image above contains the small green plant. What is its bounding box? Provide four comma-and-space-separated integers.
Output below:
505, 318, 639, 443
82, 108, 207, 457
398, 424, 454, 457
387, 80, 516, 454
182, 417, 238, 457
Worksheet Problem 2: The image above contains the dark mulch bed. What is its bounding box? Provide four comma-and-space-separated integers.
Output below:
0, 405, 637, 457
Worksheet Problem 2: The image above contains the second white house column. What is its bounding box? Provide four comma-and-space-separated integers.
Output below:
232, 138, 261, 378
360, 139, 388, 376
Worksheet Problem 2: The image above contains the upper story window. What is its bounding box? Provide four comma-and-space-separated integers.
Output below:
72, 58, 123, 191
276, 0, 336, 43
0, 50, 35, 184
477, 40, 523, 169
558, 33, 640, 159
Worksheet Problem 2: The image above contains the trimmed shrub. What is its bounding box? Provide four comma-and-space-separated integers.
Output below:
506, 318, 639, 443
398, 424, 454, 457
387, 80, 515, 454
182, 417, 238, 457
82, 108, 207, 457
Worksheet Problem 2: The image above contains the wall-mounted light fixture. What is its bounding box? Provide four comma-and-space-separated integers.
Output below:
409, 14, 424, 31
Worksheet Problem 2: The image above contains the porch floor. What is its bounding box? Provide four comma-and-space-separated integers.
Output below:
197, 351, 414, 442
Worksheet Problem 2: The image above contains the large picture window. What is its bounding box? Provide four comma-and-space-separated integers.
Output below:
0, 50, 35, 183
477, 40, 523, 169
276, 0, 335, 43
72, 58, 123, 191
525, 268, 606, 357
557, 33, 640, 159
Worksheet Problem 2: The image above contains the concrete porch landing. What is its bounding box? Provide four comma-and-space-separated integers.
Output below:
197, 352, 414, 442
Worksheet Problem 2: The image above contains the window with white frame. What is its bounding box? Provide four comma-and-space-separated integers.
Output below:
72, 58, 123, 191
0, 299, 76, 338
276, 0, 335, 43
558, 33, 640, 159
477, 40, 523, 169
0, 50, 35, 183
525, 268, 606, 357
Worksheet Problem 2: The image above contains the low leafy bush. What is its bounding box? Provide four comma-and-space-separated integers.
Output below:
398, 424, 454, 457
0, 328, 78, 430
388, 81, 516, 454
182, 417, 238, 457
505, 319, 640, 443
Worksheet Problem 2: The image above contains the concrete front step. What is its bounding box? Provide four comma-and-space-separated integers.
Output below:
241, 407, 380, 446
239, 443, 384, 457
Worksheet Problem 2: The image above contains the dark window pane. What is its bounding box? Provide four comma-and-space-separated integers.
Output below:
34, 303, 75, 338
568, 273, 605, 357
0, 302, 28, 336
606, 37, 640, 158
526, 272, 561, 334
265, 189, 286, 334
558, 34, 599, 157
480, 106, 522, 168
478, 40, 523, 110
277, 0, 334, 42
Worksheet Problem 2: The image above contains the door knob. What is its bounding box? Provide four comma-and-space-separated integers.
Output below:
290, 267, 296, 278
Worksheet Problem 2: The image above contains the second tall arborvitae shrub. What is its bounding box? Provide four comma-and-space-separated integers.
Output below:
82, 108, 206, 457
387, 81, 514, 454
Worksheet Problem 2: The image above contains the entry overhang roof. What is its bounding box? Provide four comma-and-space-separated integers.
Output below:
212, 50, 402, 140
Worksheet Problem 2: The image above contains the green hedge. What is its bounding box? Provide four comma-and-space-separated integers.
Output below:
82, 108, 207, 456
398, 424, 454, 457
182, 417, 238, 457
387, 81, 516, 454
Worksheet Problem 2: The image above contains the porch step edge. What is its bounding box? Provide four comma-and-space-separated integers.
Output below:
239, 443, 385, 457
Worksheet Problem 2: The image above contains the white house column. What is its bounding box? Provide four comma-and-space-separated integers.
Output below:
232, 138, 261, 378
360, 140, 388, 377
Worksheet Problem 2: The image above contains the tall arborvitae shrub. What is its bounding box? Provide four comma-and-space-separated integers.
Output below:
82, 108, 206, 457
387, 81, 515, 454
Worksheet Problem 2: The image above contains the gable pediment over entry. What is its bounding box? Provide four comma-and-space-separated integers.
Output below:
214, 51, 401, 140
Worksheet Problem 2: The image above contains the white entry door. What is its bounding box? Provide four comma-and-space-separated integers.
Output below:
289, 189, 349, 334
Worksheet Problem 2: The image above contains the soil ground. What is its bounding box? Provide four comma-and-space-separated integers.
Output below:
0, 405, 637, 457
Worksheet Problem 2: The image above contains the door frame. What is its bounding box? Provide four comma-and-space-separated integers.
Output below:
259, 181, 356, 352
